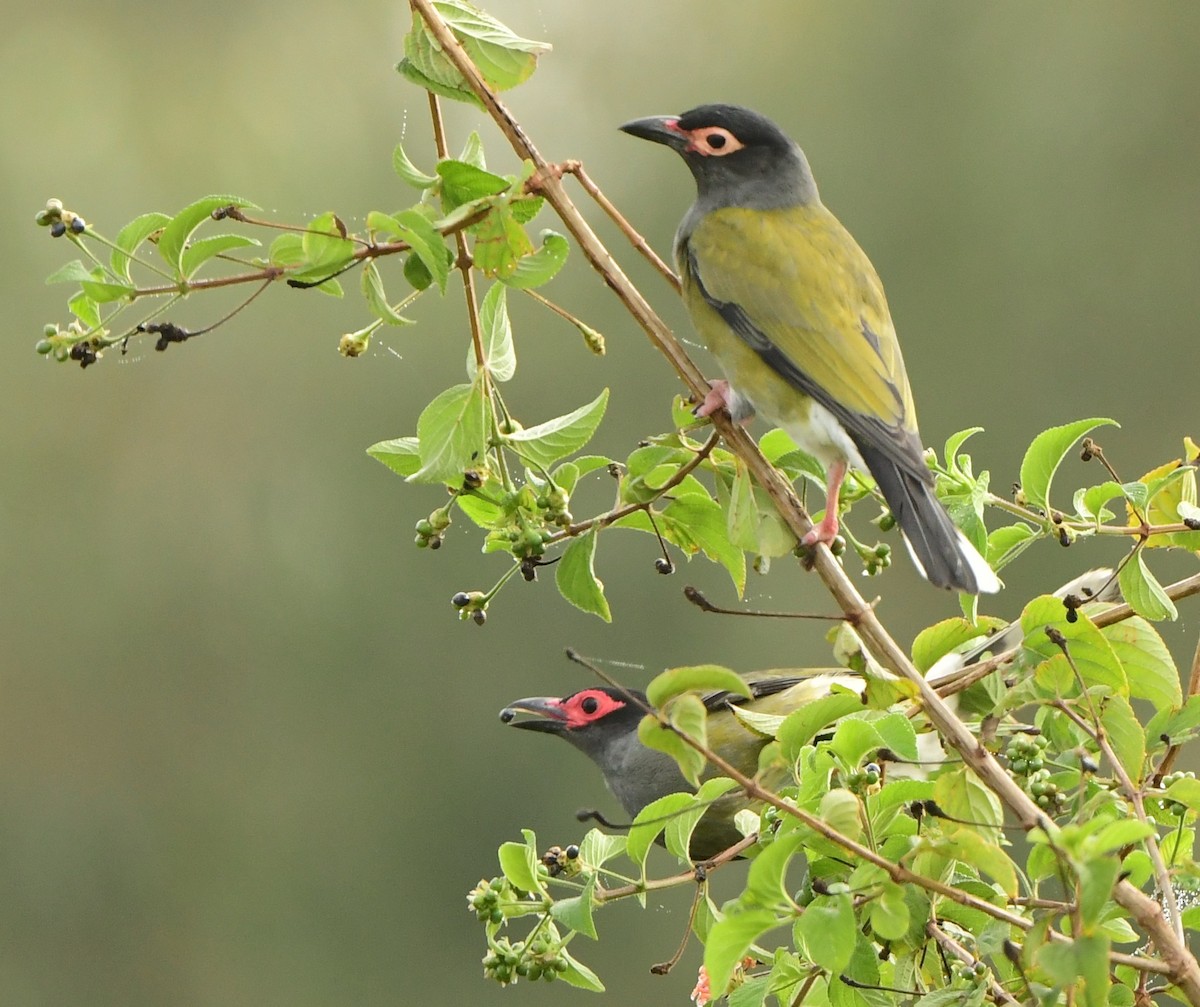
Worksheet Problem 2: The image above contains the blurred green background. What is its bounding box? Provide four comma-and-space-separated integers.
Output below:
3, 2, 1198, 1003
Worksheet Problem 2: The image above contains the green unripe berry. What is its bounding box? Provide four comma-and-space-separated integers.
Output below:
45, 198, 63, 214
429, 510, 451, 532
35, 339, 53, 355
877, 512, 896, 532
415, 534, 430, 548
415, 519, 435, 536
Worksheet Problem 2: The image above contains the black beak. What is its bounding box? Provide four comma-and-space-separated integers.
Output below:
499, 696, 569, 734
618, 114, 687, 151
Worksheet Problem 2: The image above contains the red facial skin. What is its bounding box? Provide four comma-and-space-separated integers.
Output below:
553, 689, 627, 729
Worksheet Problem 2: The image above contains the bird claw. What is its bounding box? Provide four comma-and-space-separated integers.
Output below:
693, 380, 732, 419
801, 513, 840, 547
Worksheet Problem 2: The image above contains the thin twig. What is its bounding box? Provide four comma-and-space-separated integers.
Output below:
1154, 632, 1200, 785
926, 921, 1020, 1006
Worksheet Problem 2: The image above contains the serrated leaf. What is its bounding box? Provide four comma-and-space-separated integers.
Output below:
934, 767, 1002, 839
911, 616, 1007, 673
179, 233, 258, 279
986, 522, 1037, 569
505, 388, 608, 470
1101, 617, 1180, 710
795, 894, 855, 976
661, 493, 747, 597
366, 436, 421, 477
1102, 695, 1145, 783
297, 210, 356, 282
409, 378, 490, 485
158, 195, 257, 277
549, 874, 598, 939
555, 528, 610, 621
578, 829, 625, 868
1019, 418, 1117, 514
499, 229, 569, 289
819, 789, 863, 841
1021, 596, 1128, 696
777, 692, 865, 763
646, 665, 750, 708
872, 712, 919, 762
68, 291, 100, 330
437, 160, 510, 210
1117, 550, 1178, 622
868, 881, 910, 941
360, 261, 416, 326
705, 909, 784, 1001
268, 232, 304, 267
745, 831, 805, 911
392, 141, 438, 188
830, 719, 884, 768
1091, 818, 1155, 853
943, 427, 984, 475
45, 259, 94, 285
1076, 481, 1124, 522
111, 211, 170, 282
469, 282, 514, 381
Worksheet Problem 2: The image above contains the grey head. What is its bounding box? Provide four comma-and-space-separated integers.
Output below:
619, 103, 819, 212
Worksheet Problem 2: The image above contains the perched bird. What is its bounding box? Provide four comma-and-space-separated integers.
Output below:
619, 104, 999, 594
501, 571, 1117, 860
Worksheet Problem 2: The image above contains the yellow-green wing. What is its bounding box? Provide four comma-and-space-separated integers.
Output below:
682, 203, 924, 469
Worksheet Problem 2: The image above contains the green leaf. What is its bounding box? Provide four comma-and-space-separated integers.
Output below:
404, 0, 550, 100
497, 830, 539, 892
268, 232, 304, 267
627, 791, 696, 872
1018, 418, 1117, 514
1039, 934, 1110, 1007
665, 777, 739, 861
392, 141, 438, 188
727, 459, 760, 551
505, 388, 609, 470
555, 529, 611, 621
986, 522, 1037, 569
457, 130, 486, 169
45, 259, 94, 285
550, 874, 598, 939
469, 282, 515, 381
638, 694, 707, 788
292, 210, 355, 287
1100, 695, 1145, 783
1020, 596, 1128, 696
646, 665, 750, 708
578, 829, 625, 868
745, 831, 805, 911
179, 233, 258, 279
1164, 776, 1200, 812
111, 211, 170, 282
705, 909, 783, 1000
872, 712, 919, 762
1076, 481, 1124, 522
661, 494, 747, 597
1091, 818, 1155, 853
158, 195, 257, 277
1101, 617, 1180, 710
728, 976, 769, 1007
68, 291, 100, 330
360, 261, 416, 326
819, 789, 863, 841
388, 208, 451, 293
830, 719, 884, 768
366, 436, 421, 477
777, 692, 866, 763
934, 767, 1002, 839
942, 427, 984, 474
498, 229, 569, 289
911, 616, 1007, 673
868, 881, 910, 941
795, 894, 855, 975
80, 279, 134, 303
1117, 550, 1178, 622
1182, 906, 1200, 932
1077, 857, 1121, 931
437, 160, 510, 210
557, 948, 604, 992
409, 378, 490, 484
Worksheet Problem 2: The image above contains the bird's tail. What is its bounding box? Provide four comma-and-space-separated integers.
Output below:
858, 445, 1000, 594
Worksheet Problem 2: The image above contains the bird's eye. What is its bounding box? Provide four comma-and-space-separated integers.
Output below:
689, 127, 743, 157
580, 695, 599, 715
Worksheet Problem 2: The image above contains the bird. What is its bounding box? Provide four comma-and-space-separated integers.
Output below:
619, 104, 1000, 594
501, 571, 1117, 860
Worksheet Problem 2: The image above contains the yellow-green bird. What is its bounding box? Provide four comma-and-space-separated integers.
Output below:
620, 104, 999, 594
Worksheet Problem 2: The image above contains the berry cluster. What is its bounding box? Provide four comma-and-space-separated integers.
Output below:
846, 761, 882, 795
34, 198, 86, 239
467, 876, 507, 925
1004, 734, 1050, 777
540, 844, 580, 878
414, 508, 452, 550
1027, 769, 1067, 813
1150, 771, 1196, 819
481, 934, 568, 986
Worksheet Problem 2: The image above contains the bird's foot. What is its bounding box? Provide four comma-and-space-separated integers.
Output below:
693, 380, 753, 425
801, 512, 840, 547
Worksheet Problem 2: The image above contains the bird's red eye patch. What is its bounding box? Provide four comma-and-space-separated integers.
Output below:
686, 126, 743, 157
560, 689, 626, 727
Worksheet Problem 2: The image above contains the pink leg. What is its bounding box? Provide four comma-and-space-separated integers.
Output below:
693, 379, 732, 419
801, 459, 847, 547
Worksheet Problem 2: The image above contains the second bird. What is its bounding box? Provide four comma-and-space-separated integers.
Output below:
620, 104, 999, 594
